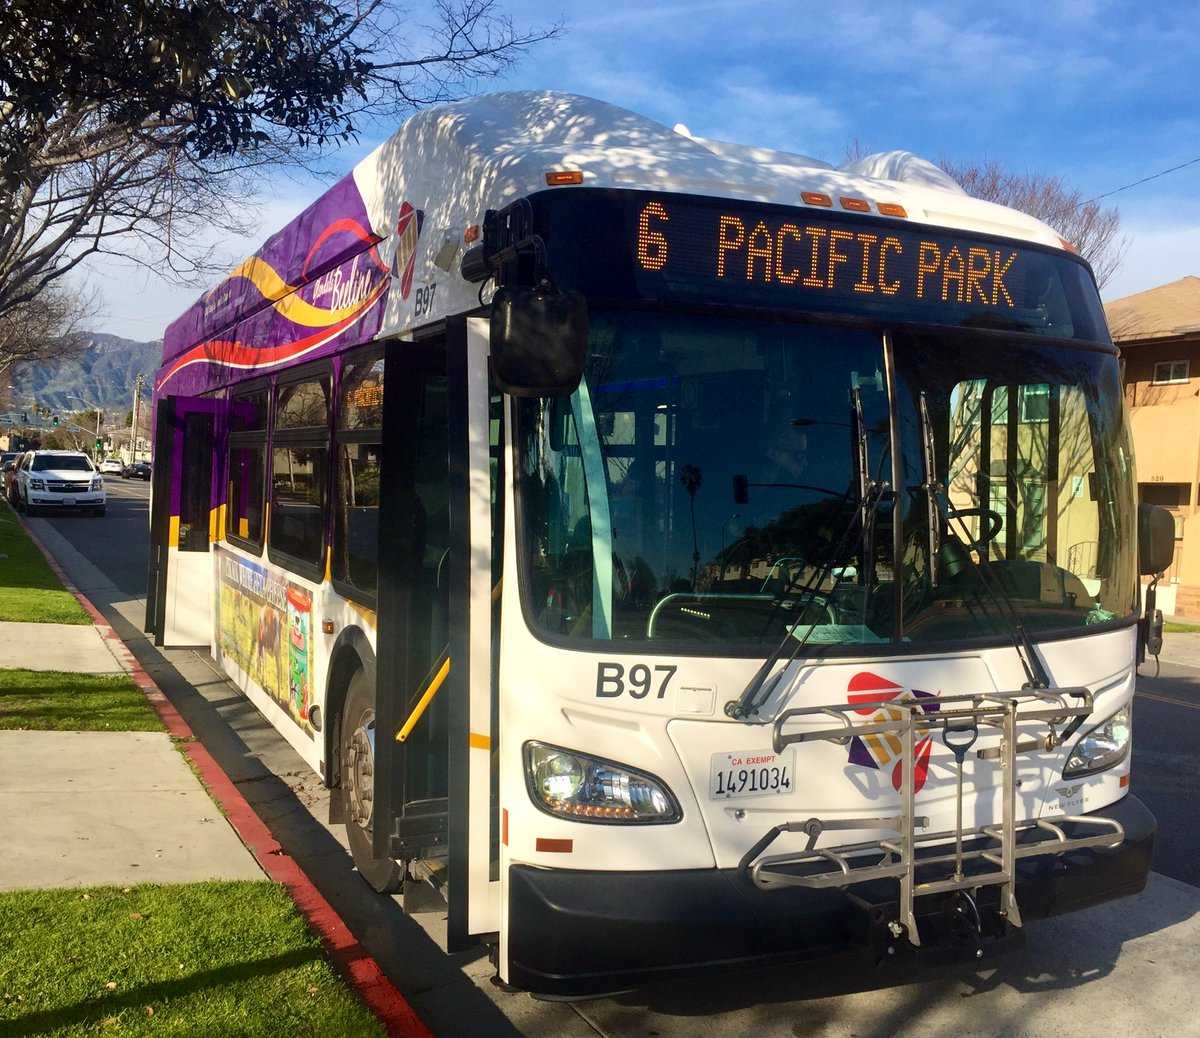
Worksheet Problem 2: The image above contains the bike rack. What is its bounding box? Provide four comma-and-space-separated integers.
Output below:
739, 688, 1125, 947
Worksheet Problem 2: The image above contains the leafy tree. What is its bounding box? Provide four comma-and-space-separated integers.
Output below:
0, 281, 92, 376
0, 0, 558, 317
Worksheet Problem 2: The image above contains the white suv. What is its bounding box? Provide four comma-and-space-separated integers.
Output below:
16, 451, 106, 517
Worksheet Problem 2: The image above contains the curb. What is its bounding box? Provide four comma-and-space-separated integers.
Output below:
18, 514, 433, 1038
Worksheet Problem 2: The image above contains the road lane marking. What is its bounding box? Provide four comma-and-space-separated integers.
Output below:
1136, 691, 1200, 711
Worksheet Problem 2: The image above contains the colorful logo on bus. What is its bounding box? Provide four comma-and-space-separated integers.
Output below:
393, 201, 425, 300
845, 671, 940, 792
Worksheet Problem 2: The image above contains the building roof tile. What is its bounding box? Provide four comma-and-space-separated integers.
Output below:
1105, 275, 1200, 343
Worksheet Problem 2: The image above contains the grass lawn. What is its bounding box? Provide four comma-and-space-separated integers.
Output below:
0, 881, 384, 1037
0, 509, 88, 624
0, 670, 162, 732
1164, 621, 1200, 634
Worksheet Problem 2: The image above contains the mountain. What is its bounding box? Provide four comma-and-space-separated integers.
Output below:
10, 333, 161, 416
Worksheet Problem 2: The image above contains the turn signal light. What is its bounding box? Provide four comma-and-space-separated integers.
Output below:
545, 170, 584, 186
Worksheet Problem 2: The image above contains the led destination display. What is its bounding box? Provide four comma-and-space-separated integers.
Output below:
532, 189, 1107, 340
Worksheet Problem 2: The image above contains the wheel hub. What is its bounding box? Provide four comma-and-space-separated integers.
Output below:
346, 713, 376, 829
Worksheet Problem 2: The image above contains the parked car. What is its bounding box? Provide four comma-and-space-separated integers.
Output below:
125, 460, 152, 481
15, 450, 106, 516
98, 458, 124, 475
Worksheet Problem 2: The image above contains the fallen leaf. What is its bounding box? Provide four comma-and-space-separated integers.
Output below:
307, 984, 319, 995
80, 893, 92, 901
129, 912, 144, 920
101, 1016, 118, 1028
144, 1006, 155, 1017
104, 982, 117, 991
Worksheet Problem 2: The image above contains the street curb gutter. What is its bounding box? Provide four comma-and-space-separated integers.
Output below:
18, 516, 434, 1038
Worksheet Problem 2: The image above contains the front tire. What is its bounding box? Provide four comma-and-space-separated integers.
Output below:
339, 669, 404, 893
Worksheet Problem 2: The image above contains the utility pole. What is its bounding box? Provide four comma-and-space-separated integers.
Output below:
130, 373, 145, 464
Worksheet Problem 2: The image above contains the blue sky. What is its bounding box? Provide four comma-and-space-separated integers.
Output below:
87, 0, 1200, 340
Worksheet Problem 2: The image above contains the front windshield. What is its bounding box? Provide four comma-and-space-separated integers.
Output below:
32, 455, 93, 472
515, 309, 1136, 651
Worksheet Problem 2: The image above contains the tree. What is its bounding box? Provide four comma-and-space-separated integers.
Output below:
0, 0, 558, 318
0, 281, 91, 377
938, 160, 1126, 288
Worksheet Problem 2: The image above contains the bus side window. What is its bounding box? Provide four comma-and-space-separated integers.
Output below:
270, 372, 332, 574
227, 387, 268, 548
334, 350, 385, 599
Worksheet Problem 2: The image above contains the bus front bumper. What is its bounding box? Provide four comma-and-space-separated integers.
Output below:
506, 794, 1155, 997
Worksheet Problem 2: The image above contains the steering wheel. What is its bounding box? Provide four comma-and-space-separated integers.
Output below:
946, 507, 1003, 552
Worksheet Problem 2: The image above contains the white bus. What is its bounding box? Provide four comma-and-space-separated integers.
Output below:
147, 91, 1168, 995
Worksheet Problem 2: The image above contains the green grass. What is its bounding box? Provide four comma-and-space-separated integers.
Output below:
0, 670, 163, 732
0, 882, 385, 1037
1164, 621, 1200, 634
0, 509, 88, 624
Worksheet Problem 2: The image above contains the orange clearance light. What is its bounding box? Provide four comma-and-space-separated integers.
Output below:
545, 170, 584, 186
321, 619, 336, 634
801, 191, 833, 207
1120, 774, 1130, 788
877, 202, 908, 218
464, 224, 480, 243
1057, 235, 1079, 254
840, 197, 871, 213
535, 837, 574, 853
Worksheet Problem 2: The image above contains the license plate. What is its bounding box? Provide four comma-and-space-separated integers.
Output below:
709, 749, 794, 800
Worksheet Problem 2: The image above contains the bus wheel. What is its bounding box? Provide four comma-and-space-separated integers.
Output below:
339, 669, 404, 894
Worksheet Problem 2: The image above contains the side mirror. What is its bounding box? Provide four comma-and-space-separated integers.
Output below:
1138, 503, 1175, 576
490, 285, 587, 398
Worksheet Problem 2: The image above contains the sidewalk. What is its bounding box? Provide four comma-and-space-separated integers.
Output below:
1156, 630, 1200, 669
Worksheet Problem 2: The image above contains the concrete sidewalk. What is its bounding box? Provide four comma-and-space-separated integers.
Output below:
1156, 631, 1200, 669
0, 552, 263, 892
0, 619, 126, 673
0, 731, 263, 890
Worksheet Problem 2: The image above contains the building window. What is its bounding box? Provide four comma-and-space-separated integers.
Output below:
1018, 384, 1050, 423
1152, 360, 1189, 385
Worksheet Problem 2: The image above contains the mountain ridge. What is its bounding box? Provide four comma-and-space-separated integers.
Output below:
9, 333, 160, 416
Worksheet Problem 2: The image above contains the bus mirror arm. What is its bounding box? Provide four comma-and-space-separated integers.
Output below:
490, 283, 588, 398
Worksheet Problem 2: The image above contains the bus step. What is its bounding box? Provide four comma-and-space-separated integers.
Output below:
403, 856, 449, 913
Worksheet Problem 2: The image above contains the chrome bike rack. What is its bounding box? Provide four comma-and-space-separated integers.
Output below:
739, 688, 1125, 947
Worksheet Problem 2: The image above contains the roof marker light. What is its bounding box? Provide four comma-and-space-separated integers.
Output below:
545, 170, 584, 186
1057, 236, 1079, 254
464, 224, 480, 243
840, 197, 871, 213
801, 191, 833, 207
877, 202, 908, 218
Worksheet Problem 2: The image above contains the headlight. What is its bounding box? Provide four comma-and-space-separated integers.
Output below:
1063, 703, 1131, 778
29, 478, 44, 489
524, 741, 681, 824
91, 477, 103, 490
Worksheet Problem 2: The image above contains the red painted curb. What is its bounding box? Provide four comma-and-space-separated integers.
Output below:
15, 510, 433, 1038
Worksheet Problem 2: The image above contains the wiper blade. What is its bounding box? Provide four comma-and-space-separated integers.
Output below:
915, 390, 1051, 690
725, 478, 890, 720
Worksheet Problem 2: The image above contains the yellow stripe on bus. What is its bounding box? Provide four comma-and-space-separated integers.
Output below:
167, 515, 180, 548
469, 731, 491, 750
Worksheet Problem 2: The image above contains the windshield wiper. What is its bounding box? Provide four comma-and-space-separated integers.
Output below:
725, 478, 889, 719
915, 391, 1050, 690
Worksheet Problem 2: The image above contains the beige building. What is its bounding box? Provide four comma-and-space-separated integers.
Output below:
1107, 275, 1200, 615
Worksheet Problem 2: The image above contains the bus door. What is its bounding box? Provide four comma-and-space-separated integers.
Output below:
146, 395, 221, 647
373, 317, 499, 949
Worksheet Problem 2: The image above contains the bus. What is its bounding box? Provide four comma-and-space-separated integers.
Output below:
147, 91, 1170, 996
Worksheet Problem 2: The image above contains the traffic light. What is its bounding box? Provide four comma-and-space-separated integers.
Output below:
52, 415, 59, 427
20, 412, 27, 423
94, 437, 103, 451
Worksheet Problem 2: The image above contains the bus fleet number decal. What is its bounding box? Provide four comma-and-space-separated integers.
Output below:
596, 662, 677, 700
414, 283, 438, 317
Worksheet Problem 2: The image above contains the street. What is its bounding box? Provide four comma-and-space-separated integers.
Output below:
29, 476, 1200, 1037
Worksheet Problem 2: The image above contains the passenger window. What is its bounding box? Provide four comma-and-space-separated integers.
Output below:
334, 352, 384, 599
226, 386, 268, 549
270, 372, 331, 573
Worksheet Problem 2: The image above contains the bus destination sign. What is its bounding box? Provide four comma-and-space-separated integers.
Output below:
632, 196, 1038, 316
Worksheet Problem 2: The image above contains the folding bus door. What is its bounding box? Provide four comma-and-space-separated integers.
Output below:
373, 317, 499, 949
146, 395, 222, 647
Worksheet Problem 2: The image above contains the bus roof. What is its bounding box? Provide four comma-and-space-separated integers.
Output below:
159, 91, 1073, 394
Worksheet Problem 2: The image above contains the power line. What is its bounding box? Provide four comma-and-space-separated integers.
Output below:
1083, 155, 1200, 206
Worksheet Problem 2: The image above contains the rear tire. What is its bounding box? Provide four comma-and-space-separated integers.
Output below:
339, 669, 404, 894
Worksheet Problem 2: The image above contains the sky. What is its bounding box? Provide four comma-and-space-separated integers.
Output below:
82, 0, 1200, 341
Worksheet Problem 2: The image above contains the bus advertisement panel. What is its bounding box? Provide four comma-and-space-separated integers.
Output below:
216, 547, 314, 733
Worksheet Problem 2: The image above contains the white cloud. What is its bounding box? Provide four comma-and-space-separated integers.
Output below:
1102, 221, 1200, 302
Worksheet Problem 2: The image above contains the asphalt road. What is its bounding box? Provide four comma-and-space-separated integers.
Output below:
34, 476, 1200, 1037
